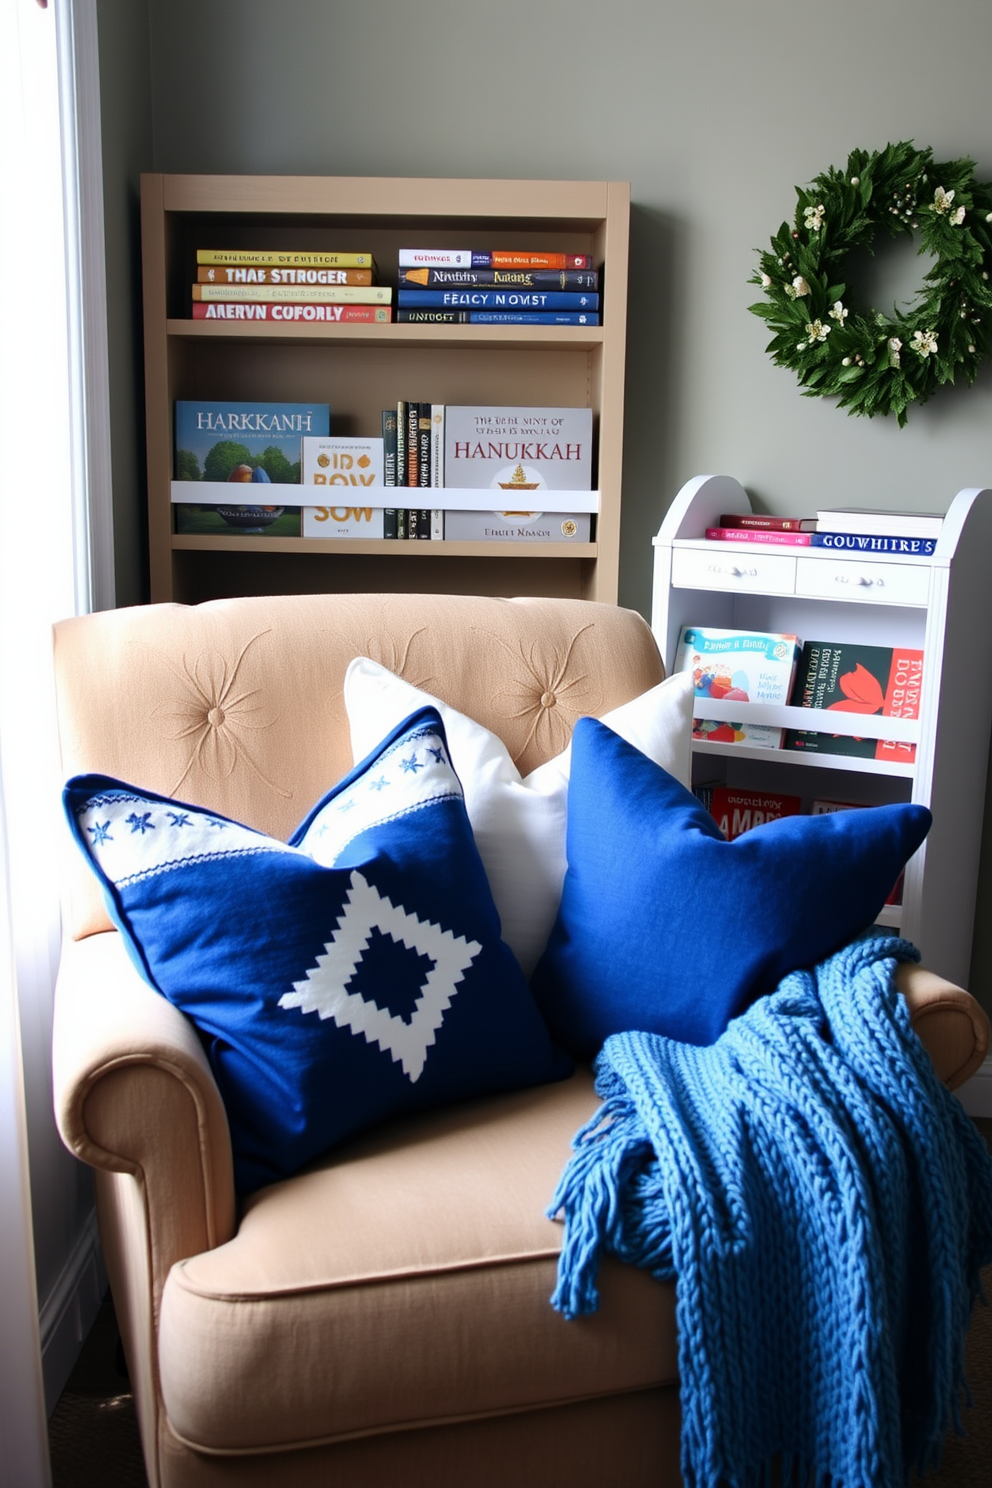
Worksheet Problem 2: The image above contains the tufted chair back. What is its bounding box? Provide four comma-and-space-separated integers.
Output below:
54, 592, 665, 940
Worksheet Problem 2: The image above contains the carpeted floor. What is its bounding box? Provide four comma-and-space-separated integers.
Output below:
48, 1119, 992, 1487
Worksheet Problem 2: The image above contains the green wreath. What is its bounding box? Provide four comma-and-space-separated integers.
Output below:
749, 141, 992, 425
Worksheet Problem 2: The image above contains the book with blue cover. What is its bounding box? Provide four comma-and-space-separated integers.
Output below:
396, 289, 599, 311
173, 400, 331, 538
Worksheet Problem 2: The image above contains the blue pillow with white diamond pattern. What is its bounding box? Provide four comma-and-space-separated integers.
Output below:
63, 706, 572, 1193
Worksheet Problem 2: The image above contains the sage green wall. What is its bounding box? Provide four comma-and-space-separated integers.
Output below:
105, 0, 992, 1005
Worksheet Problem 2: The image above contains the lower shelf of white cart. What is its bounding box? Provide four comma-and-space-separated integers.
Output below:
690, 739, 915, 778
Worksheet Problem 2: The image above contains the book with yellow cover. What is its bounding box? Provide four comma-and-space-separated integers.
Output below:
196, 265, 373, 286
196, 248, 376, 269
192, 283, 391, 305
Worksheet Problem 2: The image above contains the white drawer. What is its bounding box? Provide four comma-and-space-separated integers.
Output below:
672, 545, 797, 594
795, 557, 930, 606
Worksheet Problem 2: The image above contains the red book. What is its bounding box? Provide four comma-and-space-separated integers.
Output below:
708, 787, 802, 840
705, 526, 811, 546
717, 514, 817, 532
190, 302, 391, 323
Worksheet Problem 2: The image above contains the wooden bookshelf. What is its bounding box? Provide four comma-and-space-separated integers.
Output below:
140, 174, 630, 605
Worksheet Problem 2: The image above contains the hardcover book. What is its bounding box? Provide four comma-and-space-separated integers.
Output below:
673, 627, 801, 749
395, 309, 598, 325
706, 787, 803, 840
174, 504, 302, 537
192, 283, 391, 305
191, 303, 391, 323
301, 437, 384, 490
196, 248, 376, 269
174, 400, 330, 486
399, 267, 599, 290
301, 505, 385, 539
397, 248, 594, 269
717, 514, 817, 531
815, 508, 944, 538
441, 511, 591, 542
443, 406, 593, 491
396, 289, 598, 311
783, 641, 924, 763
190, 303, 392, 324
196, 265, 373, 286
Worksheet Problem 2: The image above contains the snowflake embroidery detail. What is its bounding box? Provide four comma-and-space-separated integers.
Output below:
400, 754, 423, 773
427, 746, 445, 763
88, 821, 113, 845
168, 812, 192, 828
126, 812, 154, 834
369, 775, 389, 792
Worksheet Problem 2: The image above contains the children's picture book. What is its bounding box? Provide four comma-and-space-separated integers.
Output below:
173, 401, 330, 536
174, 401, 330, 484
783, 641, 924, 763
302, 505, 385, 539
443, 406, 593, 491
301, 437, 384, 490
673, 627, 801, 748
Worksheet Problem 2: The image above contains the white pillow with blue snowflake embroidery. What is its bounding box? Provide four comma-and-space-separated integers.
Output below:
63, 706, 572, 1194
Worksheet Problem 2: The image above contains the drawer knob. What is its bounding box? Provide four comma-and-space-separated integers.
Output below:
709, 563, 757, 578
834, 573, 884, 588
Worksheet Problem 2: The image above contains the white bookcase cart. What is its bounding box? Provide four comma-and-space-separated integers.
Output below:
651, 474, 992, 989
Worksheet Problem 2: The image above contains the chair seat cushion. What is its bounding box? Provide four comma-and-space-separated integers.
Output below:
157, 1068, 678, 1454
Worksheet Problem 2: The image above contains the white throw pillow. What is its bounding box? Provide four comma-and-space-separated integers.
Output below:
345, 657, 694, 976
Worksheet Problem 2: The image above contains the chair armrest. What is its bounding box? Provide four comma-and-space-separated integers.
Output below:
895, 961, 991, 1090
52, 930, 237, 1265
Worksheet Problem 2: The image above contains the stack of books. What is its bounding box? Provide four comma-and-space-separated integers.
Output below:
701, 507, 945, 557
395, 247, 600, 326
190, 248, 392, 323
381, 402, 444, 539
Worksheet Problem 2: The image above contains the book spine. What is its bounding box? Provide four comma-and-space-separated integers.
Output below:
457, 311, 599, 325
395, 399, 408, 523
705, 527, 811, 546
395, 309, 470, 323
193, 283, 392, 304
397, 249, 594, 269
381, 409, 398, 539
191, 302, 391, 323
197, 248, 376, 268
396, 289, 598, 310
196, 265, 374, 286
400, 268, 599, 290
808, 532, 938, 556
417, 404, 432, 493
717, 514, 814, 531
430, 405, 445, 488
406, 401, 420, 491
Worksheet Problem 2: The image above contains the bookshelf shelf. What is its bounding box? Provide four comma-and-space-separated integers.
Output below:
142, 173, 630, 605
651, 473, 992, 988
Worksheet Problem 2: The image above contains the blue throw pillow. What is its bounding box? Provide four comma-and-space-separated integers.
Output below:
530, 717, 932, 1057
64, 707, 572, 1193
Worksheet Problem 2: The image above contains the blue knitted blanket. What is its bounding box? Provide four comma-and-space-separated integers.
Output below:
548, 935, 992, 1488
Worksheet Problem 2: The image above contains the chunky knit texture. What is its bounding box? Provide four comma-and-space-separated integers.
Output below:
548, 935, 992, 1488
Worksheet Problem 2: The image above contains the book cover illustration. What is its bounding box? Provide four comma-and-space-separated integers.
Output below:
442, 406, 593, 541
673, 627, 801, 749
301, 437, 384, 489
174, 401, 329, 534
174, 505, 302, 537
707, 787, 803, 840
783, 641, 924, 763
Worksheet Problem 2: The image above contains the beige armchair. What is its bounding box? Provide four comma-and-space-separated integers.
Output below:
51, 592, 990, 1488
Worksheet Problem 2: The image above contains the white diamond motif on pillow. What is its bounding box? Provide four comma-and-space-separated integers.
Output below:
278, 870, 481, 1082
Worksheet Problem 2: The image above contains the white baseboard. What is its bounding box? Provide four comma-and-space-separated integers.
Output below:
39, 1208, 106, 1416
955, 1054, 992, 1119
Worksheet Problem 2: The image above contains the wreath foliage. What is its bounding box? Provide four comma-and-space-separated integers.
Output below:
749, 141, 992, 425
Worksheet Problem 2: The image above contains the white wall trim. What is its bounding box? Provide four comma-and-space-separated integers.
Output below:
57, 0, 115, 614
955, 1054, 992, 1119
38, 1207, 106, 1417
